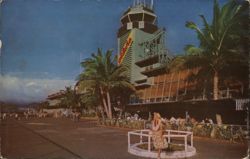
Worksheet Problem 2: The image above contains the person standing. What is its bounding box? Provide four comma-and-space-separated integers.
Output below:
151, 112, 167, 159
2, 113, 6, 120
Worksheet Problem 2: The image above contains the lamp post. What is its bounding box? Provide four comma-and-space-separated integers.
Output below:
246, 106, 250, 158
0, 5, 2, 159
240, 1, 250, 158
247, 0, 250, 158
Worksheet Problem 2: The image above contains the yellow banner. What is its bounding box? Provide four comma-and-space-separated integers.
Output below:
118, 33, 133, 65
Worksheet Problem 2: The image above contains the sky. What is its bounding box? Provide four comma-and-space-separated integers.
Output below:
0, 0, 227, 104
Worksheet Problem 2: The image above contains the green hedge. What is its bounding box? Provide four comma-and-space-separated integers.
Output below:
99, 118, 145, 129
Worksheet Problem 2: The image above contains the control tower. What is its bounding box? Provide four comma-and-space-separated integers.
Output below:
117, 0, 170, 89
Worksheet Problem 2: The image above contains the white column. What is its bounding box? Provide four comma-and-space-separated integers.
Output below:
140, 131, 142, 144
168, 73, 174, 101
161, 74, 167, 102
168, 130, 170, 143
176, 72, 181, 101
128, 132, 130, 150
155, 75, 160, 102
191, 133, 193, 147
185, 136, 187, 152
148, 135, 151, 152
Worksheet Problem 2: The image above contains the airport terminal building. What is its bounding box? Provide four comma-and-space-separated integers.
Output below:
117, 1, 247, 105
117, 1, 247, 124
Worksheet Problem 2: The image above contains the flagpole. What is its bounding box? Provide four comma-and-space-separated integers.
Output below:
0, 0, 4, 158
0, 39, 2, 76
0, 0, 2, 77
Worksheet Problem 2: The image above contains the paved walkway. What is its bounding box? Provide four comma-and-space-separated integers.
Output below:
1, 118, 248, 159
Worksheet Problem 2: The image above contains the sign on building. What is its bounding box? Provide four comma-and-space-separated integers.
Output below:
235, 99, 250, 111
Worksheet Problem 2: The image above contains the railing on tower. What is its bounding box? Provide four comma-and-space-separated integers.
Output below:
133, 0, 154, 10
135, 29, 170, 69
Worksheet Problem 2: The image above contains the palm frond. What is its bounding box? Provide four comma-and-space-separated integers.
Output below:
184, 45, 203, 56
212, 0, 220, 38
185, 21, 210, 47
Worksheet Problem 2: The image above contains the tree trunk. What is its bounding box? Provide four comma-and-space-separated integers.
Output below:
106, 91, 112, 119
99, 106, 105, 123
100, 87, 109, 118
213, 71, 219, 100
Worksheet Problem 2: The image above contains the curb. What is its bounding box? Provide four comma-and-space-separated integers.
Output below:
97, 124, 134, 131
96, 124, 246, 145
80, 117, 98, 121
193, 136, 246, 145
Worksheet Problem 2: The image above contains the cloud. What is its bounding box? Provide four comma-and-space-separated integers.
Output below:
0, 75, 75, 104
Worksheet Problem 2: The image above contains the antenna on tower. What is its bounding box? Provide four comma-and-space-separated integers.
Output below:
150, 0, 154, 9
133, 0, 146, 7
133, 0, 138, 6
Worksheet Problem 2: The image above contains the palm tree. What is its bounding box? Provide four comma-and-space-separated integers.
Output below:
60, 86, 79, 108
183, 0, 247, 100
77, 48, 135, 119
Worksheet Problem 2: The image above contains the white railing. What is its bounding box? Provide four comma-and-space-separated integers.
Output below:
128, 129, 193, 152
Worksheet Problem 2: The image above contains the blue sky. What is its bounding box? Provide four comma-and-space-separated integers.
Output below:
0, 0, 227, 103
